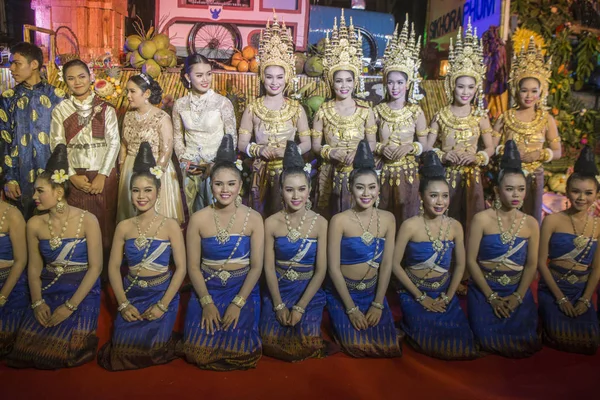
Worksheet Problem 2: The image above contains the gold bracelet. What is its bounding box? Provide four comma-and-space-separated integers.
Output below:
416, 128, 429, 137
320, 145, 332, 161
345, 306, 359, 315
548, 136, 561, 144
311, 129, 323, 138
250, 143, 262, 158
432, 148, 445, 161
375, 143, 384, 155
292, 305, 305, 314
117, 300, 131, 312
370, 301, 384, 310
31, 299, 46, 309
231, 295, 246, 308
481, 127, 493, 135
491, 130, 502, 138
273, 302, 286, 311
64, 299, 78, 311
156, 301, 168, 313
200, 295, 213, 307
298, 129, 311, 137
239, 128, 251, 136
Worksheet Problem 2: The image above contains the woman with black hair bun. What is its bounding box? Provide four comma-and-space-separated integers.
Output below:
182, 135, 264, 370
259, 141, 329, 362
7, 144, 103, 369
537, 146, 600, 355
117, 73, 184, 224
173, 53, 237, 213
391, 151, 478, 360
325, 139, 401, 358
466, 140, 541, 358
98, 141, 186, 370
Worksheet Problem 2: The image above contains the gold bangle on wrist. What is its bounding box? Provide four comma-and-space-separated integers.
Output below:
511, 292, 523, 305
370, 301, 384, 310
375, 143, 384, 155
0, 294, 7, 307
156, 301, 168, 313
232, 295, 246, 308
200, 295, 213, 307
556, 296, 569, 305
345, 306, 359, 315
577, 297, 591, 308
292, 305, 305, 314
118, 300, 131, 312
64, 299, 78, 311
31, 299, 46, 309
273, 302, 286, 311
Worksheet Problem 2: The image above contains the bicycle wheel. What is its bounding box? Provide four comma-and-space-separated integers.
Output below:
187, 23, 241, 60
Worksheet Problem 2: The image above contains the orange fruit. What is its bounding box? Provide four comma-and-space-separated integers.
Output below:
242, 46, 257, 60
249, 59, 259, 73
231, 52, 244, 67
237, 60, 249, 72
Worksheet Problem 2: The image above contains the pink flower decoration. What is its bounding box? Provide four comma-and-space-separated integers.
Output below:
581, 138, 588, 144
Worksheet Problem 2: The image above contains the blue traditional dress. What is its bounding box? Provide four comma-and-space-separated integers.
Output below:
326, 236, 402, 358
260, 215, 327, 361
399, 240, 478, 360
468, 234, 541, 358
1, 82, 65, 219
7, 211, 101, 369
0, 205, 29, 358
98, 222, 180, 370
182, 211, 261, 370
538, 228, 600, 355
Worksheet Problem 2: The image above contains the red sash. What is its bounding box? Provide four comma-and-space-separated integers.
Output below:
63, 96, 111, 144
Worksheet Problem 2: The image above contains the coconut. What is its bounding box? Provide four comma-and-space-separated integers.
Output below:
130, 51, 146, 68
138, 40, 157, 59
168, 54, 178, 68
152, 33, 170, 50
304, 56, 323, 77
294, 52, 307, 75
237, 60, 249, 73
125, 35, 143, 52
154, 49, 173, 67
242, 46, 257, 60
249, 59, 259, 73
168, 44, 177, 53
142, 59, 161, 79
306, 95, 325, 114
315, 38, 327, 55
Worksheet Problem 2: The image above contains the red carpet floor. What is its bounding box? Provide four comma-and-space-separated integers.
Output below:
2, 286, 600, 400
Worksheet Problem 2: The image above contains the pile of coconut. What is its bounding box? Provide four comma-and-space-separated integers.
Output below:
125, 19, 177, 79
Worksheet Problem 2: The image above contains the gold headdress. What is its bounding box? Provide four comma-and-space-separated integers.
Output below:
509, 36, 551, 108
382, 17, 423, 103
258, 12, 295, 86
323, 10, 364, 91
444, 20, 486, 112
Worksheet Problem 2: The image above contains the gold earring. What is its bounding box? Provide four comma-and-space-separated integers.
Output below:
235, 195, 242, 207
375, 197, 380, 208
494, 197, 502, 210
56, 198, 66, 213
419, 200, 424, 215
305, 199, 312, 211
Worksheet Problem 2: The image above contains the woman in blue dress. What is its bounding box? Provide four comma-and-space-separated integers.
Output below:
0, 196, 28, 358
7, 144, 103, 368
260, 141, 328, 361
467, 140, 541, 358
326, 139, 402, 358
537, 146, 600, 355
98, 142, 187, 370
182, 135, 264, 370
392, 151, 478, 360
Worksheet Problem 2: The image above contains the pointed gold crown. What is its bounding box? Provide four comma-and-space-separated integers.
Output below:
510, 36, 552, 107
444, 19, 486, 108
323, 9, 363, 88
382, 16, 423, 103
258, 12, 296, 84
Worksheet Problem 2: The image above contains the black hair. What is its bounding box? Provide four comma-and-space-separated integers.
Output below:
497, 140, 525, 185
333, 70, 355, 81
62, 59, 90, 78
181, 53, 211, 89
418, 151, 447, 194
38, 144, 71, 197
210, 135, 241, 181
129, 74, 162, 105
518, 77, 541, 89
280, 140, 309, 188
349, 139, 378, 186
567, 146, 600, 192
10, 42, 43, 70
130, 142, 161, 190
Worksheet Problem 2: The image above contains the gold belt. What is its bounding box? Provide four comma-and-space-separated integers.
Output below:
67, 142, 107, 150
345, 276, 377, 291
406, 269, 449, 290
522, 161, 542, 174
0, 267, 11, 280
276, 265, 314, 281
201, 263, 250, 285
46, 264, 88, 275
383, 155, 417, 168
485, 271, 522, 286
550, 268, 589, 284
127, 273, 170, 288
335, 165, 353, 173
267, 159, 283, 171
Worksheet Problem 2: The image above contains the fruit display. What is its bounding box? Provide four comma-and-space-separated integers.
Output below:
92, 67, 123, 102
217, 46, 258, 72
124, 18, 177, 78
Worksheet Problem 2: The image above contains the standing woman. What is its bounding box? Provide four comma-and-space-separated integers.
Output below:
49, 59, 120, 266
7, 144, 102, 368
98, 142, 186, 370
467, 140, 541, 358
260, 141, 328, 362
0, 195, 28, 358
238, 13, 311, 217
391, 151, 478, 360
375, 19, 428, 223
326, 139, 401, 358
117, 73, 184, 224
182, 135, 264, 370
537, 147, 600, 355
311, 11, 377, 217
494, 38, 561, 223
173, 54, 237, 213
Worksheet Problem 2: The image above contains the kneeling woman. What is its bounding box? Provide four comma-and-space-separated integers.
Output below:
392, 151, 478, 360
182, 135, 264, 370
326, 140, 402, 358
537, 146, 600, 355
260, 141, 328, 362
467, 141, 541, 358
98, 142, 186, 370
7, 145, 102, 369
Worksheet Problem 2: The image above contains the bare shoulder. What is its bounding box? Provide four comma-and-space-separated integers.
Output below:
472, 209, 492, 224
450, 217, 464, 233
6, 205, 25, 225
82, 209, 100, 228
376, 208, 395, 229
265, 211, 283, 231
247, 207, 264, 226
314, 212, 328, 230
330, 210, 349, 228
540, 212, 560, 230
27, 214, 43, 230
164, 217, 181, 233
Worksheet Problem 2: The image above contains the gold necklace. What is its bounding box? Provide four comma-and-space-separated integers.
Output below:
134, 212, 159, 250
283, 209, 307, 243
496, 208, 520, 244
423, 215, 448, 252
213, 203, 238, 245
48, 209, 70, 251
570, 213, 591, 250
352, 207, 375, 245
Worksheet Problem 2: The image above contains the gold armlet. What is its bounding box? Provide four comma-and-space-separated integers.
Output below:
365, 125, 378, 135
416, 128, 429, 138
298, 129, 311, 137
238, 128, 251, 136
320, 145, 332, 161
311, 129, 323, 139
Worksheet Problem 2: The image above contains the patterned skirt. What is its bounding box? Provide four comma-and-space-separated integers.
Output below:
181, 267, 261, 370
6, 269, 101, 369
467, 269, 541, 358
325, 276, 402, 358
398, 272, 478, 360
379, 157, 421, 224
0, 268, 29, 358
97, 271, 180, 370
250, 159, 283, 218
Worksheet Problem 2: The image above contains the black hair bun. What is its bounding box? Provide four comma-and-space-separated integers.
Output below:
133, 142, 157, 173
420, 151, 445, 178
353, 139, 375, 170
500, 140, 522, 171
283, 141, 304, 170
215, 134, 237, 163
574, 146, 599, 177
45, 144, 69, 173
